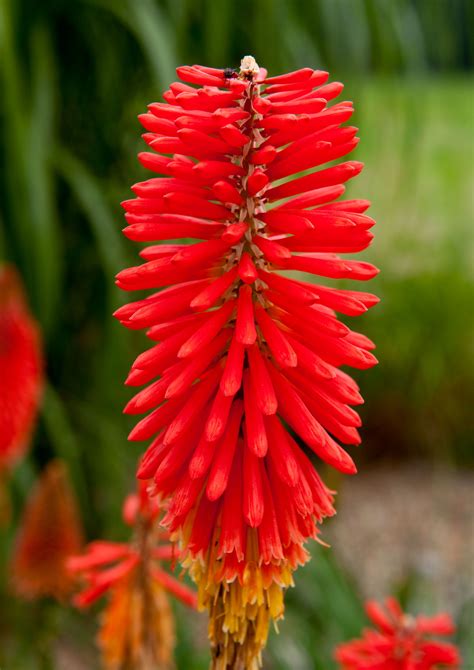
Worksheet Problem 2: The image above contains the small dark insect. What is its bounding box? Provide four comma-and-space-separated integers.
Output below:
224, 67, 238, 79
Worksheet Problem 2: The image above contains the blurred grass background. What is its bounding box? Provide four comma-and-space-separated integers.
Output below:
0, 0, 473, 668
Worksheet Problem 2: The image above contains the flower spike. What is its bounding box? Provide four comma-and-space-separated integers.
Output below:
335, 597, 461, 670
69, 482, 196, 670
117, 56, 379, 668
10, 460, 83, 600
0, 265, 43, 474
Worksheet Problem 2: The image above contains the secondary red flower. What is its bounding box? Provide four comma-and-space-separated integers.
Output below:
68, 482, 196, 670
0, 265, 43, 472
10, 460, 83, 600
335, 597, 461, 670
116, 56, 378, 667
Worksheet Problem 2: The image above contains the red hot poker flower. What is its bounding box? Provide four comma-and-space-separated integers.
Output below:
68, 482, 197, 670
116, 56, 379, 668
335, 597, 461, 670
10, 460, 83, 600
0, 265, 43, 472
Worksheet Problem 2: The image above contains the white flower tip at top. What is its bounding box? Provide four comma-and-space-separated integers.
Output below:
240, 55, 260, 77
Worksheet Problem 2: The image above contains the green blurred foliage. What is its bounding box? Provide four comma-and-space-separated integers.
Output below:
0, 0, 473, 668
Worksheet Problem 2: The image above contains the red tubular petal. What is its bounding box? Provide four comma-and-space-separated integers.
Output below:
267, 139, 357, 182
277, 184, 346, 210
188, 495, 221, 557
285, 368, 361, 431
235, 285, 257, 345
138, 114, 177, 135
219, 124, 249, 148
178, 128, 232, 155
248, 145, 277, 165
253, 235, 292, 263
285, 335, 336, 380
258, 210, 313, 235
365, 600, 396, 633
137, 437, 169, 479
309, 331, 378, 370
126, 280, 209, 327
193, 160, 245, 181
220, 334, 245, 397
128, 394, 187, 442
123, 221, 222, 242
312, 285, 379, 316
281, 253, 377, 280
213, 107, 250, 126
265, 415, 300, 487
264, 67, 315, 85
125, 367, 181, 415
218, 450, 245, 560
221, 222, 248, 245
138, 152, 173, 175
188, 433, 219, 479
345, 330, 376, 351
67, 542, 131, 573
206, 400, 243, 500
125, 183, 179, 202
247, 345, 278, 415
129, 326, 196, 376
146, 312, 208, 341
204, 389, 234, 441
152, 567, 197, 608
176, 65, 224, 86
262, 108, 353, 148
148, 135, 188, 154
163, 365, 222, 445
269, 471, 306, 546
269, 366, 356, 473
237, 252, 258, 284
269, 97, 326, 114
164, 474, 203, 521
171, 239, 230, 268
258, 270, 317, 304
417, 613, 455, 636
243, 441, 264, 527
212, 180, 244, 206
246, 169, 269, 196
258, 467, 284, 561
148, 102, 185, 119
165, 192, 231, 220
165, 329, 231, 398
190, 268, 238, 311
254, 304, 297, 368
175, 114, 218, 133
313, 81, 344, 101
323, 199, 371, 213
116, 258, 207, 292
178, 301, 235, 358
139, 244, 185, 261
268, 298, 349, 339
267, 161, 363, 200
243, 370, 268, 457
420, 641, 461, 667
154, 431, 198, 484
267, 365, 326, 450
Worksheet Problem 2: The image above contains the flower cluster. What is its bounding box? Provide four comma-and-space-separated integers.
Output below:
0, 265, 43, 473
68, 482, 196, 670
116, 56, 378, 667
10, 460, 83, 600
335, 598, 461, 670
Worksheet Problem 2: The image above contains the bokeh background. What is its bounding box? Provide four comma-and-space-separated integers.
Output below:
0, 0, 473, 668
